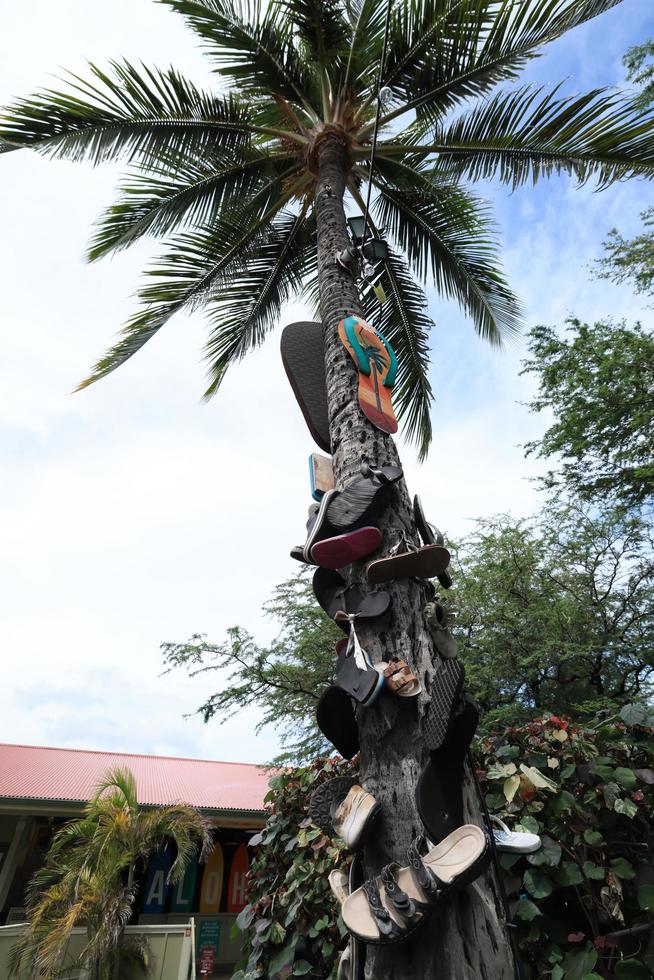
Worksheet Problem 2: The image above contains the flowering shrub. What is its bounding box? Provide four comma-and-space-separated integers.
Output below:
477, 707, 654, 979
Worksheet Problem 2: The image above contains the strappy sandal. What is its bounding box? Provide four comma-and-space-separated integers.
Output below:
413, 495, 453, 589
341, 825, 490, 945
366, 533, 450, 585
376, 658, 422, 698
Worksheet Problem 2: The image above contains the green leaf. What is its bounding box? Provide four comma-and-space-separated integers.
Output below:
268, 942, 297, 976
523, 868, 553, 899
236, 904, 255, 931
496, 745, 520, 759
561, 763, 576, 780
619, 703, 650, 726
551, 967, 564, 980
614, 767, 638, 790
615, 961, 652, 979
269, 921, 287, 944
561, 947, 598, 980
582, 861, 605, 881
515, 898, 542, 921
610, 857, 635, 880
638, 884, 654, 909
549, 790, 576, 815
293, 961, 313, 976
614, 798, 638, 819
516, 816, 540, 834
557, 861, 584, 886
504, 774, 521, 803
583, 831, 604, 847
527, 836, 561, 868
520, 764, 558, 793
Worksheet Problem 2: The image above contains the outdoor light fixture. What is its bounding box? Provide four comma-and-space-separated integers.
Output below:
346, 215, 367, 243
338, 215, 390, 280
362, 238, 390, 263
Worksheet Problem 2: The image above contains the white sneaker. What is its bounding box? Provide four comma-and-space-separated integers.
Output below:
332, 785, 380, 849
491, 815, 541, 853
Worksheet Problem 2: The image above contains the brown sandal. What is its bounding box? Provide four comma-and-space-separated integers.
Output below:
377, 658, 422, 697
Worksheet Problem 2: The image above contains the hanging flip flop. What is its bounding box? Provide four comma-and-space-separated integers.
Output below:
316, 685, 359, 759
366, 534, 450, 585
375, 658, 422, 698
338, 316, 399, 435
341, 826, 490, 945
413, 495, 453, 590
424, 600, 458, 659
490, 816, 542, 854
313, 568, 391, 634
281, 321, 331, 453
416, 693, 479, 843
309, 777, 381, 849
336, 636, 384, 706
311, 527, 382, 569
422, 658, 465, 751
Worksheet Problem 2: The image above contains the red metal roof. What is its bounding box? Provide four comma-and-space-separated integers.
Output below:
0, 743, 270, 814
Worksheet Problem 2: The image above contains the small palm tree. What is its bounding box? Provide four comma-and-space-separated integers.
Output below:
2, 2, 654, 976
9, 768, 213, 980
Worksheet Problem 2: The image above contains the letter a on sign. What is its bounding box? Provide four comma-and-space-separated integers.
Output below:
142, 846, 172, 915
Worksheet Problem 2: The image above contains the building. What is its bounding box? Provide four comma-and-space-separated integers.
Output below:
0, 743, 269, 978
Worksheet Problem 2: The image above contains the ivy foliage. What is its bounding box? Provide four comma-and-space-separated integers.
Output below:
231, 758, 352, 980
478, 710, 654, 979
233, 711, 654, 979
522, 319, 654, 508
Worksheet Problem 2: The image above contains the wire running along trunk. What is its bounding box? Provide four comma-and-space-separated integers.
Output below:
314, 130, 516, 979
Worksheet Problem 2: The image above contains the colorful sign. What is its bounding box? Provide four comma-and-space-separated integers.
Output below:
197, 918, 221, 975
170, 861, 197, 913
199, 842, 224, 914
142, 845, 172, 915
226, 843, 249, 913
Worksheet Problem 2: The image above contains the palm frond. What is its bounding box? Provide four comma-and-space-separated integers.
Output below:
77, 176, 310, 389
433, 84, 654, 189
87, 151, 294, 261
280, 0, 350, 72
370, 157, 521, 344
0, 59, 256, 165
203, 207, 316, 396
341, 0, 389, 93
377, 0, 625, 129
159, 0, 322, 117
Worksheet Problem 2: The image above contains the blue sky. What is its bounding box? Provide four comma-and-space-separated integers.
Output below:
0, 0, 652, 765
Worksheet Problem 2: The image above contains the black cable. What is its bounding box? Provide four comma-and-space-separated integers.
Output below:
360, 0, 393, 253
468, 749, 526, 980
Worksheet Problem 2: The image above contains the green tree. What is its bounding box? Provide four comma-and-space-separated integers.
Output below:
595, 39, 654, 295
9, 768, 213, 980
453, 502, 654, 731
522, 318, 654, 508
4, 1, 654, 975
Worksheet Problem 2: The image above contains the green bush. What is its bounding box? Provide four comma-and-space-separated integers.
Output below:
234, 708, 654, 979
232, 758, 352, 979
477, 708, 654, 978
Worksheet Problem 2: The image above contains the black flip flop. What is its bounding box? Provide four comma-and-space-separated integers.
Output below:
313, 568, 391, 634
316, 685, 359, 759
281, 321, 331, 453
336, 639, 384, 706
422, 658, 465, 751
413, 495, 453, 590
303, 470, 400, 559
416, 693, 480, 843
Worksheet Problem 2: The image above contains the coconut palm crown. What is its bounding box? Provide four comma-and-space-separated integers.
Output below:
2, 0, 653, 456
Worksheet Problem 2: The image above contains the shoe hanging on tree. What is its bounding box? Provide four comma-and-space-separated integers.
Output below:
490, 816, 542, 854
338, 316, 399, 435
280, 321, 331, 454
424, 600, 458, 659
367, 533, 450, 585
413, 495, 453, 589
341, 826, 490, 945
422, 658, 465, 751
313, 567, 391, 632
336, 637, 385, 706
316, 685, 359, 759
309, 777, 381, 850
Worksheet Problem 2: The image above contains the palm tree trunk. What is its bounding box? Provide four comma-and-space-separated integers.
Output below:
315, 131, 517, 980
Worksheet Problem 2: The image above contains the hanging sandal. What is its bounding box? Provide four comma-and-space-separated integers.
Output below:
413, 495, 453, 589
316, 685, 359, 759
281, 321, 331, 454
375, 658, 422, 698
338, 316, 399, 435
314, 567, 391, 633
341, 825, 489, 945
310, 777, 381, 849
336, 637, 384, 706
422, 658, 465, 751
424, 600, 458, 659
366, 533, 450, 586
491, 816, 542, 854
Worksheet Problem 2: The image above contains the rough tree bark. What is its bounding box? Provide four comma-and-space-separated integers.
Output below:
314, 130, 516, 980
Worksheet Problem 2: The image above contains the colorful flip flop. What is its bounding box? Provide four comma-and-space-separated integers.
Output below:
338, 316, 398, 435
281, 321, 331, 453
312, 527, 382, 569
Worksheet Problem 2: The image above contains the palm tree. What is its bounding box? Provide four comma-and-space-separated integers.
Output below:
2, 1, 654, 976
9, 768, 212, 980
